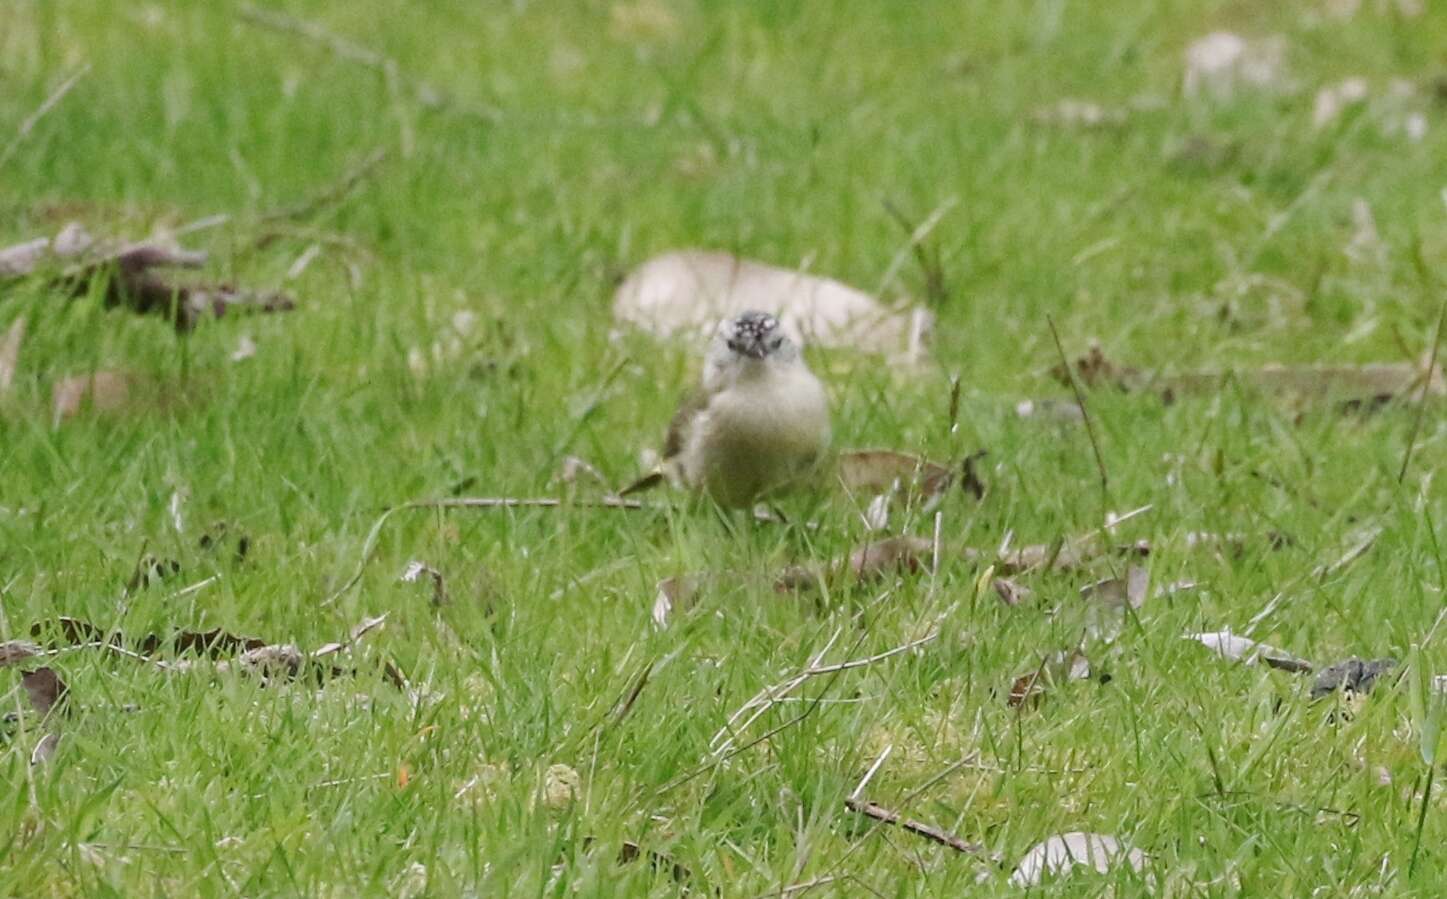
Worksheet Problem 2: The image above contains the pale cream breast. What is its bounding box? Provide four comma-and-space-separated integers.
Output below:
683, 367, 830, 507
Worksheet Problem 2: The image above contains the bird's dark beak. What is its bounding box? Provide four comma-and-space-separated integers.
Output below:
728, 336, 769, 359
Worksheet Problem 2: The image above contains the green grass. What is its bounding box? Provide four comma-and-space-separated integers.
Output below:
2, 0, 1447, 894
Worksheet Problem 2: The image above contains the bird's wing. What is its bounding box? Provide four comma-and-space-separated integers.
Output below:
617, 386, 710, 497
662, 387, 710, 461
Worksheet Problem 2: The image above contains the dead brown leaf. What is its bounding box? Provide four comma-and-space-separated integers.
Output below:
543, 763, 581, 809
52, 370, 135, 422
1082, 566, 1150, 642
30, 616, 110, 646
1050, 341, 1143, 390
208, 614, 404, 687
775, 535, 935, 594
960, 450, 987, 500
575, 836, 694, 886
1185, 631, 1313, 673
199, 521, 251, 562
614, 840, 692, 884
976, 542, 1048, 575
30, 732, 60, 766
1155, 579, 1199, 600
230, 334, 258, 362
125, 554, 181, 592
1007, 650, 1093, 709
1081, 565, 1150, 610
0, 224, 295, 332
143, 628, 268, 657
990, 539, 1094, 575
21, 667, 68, 716
972, 536, 1149, 579
400, 561, 450, 606
992, 578, 1033, 607
0, 640, 42, 667
837, 450, 955, 500
772, 563, 824, 593
850, 536, 934, 581
311, 614, 389, 659
616, 470, 665, 497
217, 644, 305, 679
30, 615, 268, 658
1008, 669, 1047, 709
652, 574, 704, 628
25, 613, 405, 688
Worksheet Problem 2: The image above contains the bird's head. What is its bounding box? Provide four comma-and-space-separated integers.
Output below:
717, 310, 792, 361
703, 311, 805, 390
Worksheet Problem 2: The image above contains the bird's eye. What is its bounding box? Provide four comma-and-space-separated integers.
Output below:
769, 337, 783, 350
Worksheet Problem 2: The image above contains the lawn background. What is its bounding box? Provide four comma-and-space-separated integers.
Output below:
2, 0, 1447, 895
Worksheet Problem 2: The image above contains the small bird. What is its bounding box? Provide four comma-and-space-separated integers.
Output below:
635, 310, 831, 508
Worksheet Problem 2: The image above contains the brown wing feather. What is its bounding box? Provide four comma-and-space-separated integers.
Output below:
618, 388, 709, 496
663, 388, 709, 461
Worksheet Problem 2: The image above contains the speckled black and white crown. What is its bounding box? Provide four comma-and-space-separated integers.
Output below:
724, 310, 784, 359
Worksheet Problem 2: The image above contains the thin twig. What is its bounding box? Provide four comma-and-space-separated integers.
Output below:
1047, 315, 1110, 502
842, 797, 985, 855
1311, 527, 1382, 581
710, 628, 844, 755
165, 575, 219, 602
261, 146, 391, 226
801, 631, 937, 676
41, 640, 175, 671
1399, 297, 1446, 483
311, 772, 391, 790
173, 146, 390, 238
0, 65, 90, 171
1246, 524, 1382, 637
710, 628, 937, 759
654, 630, 877, 800
850, 745, 892, 801
662, 705, 818, 797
